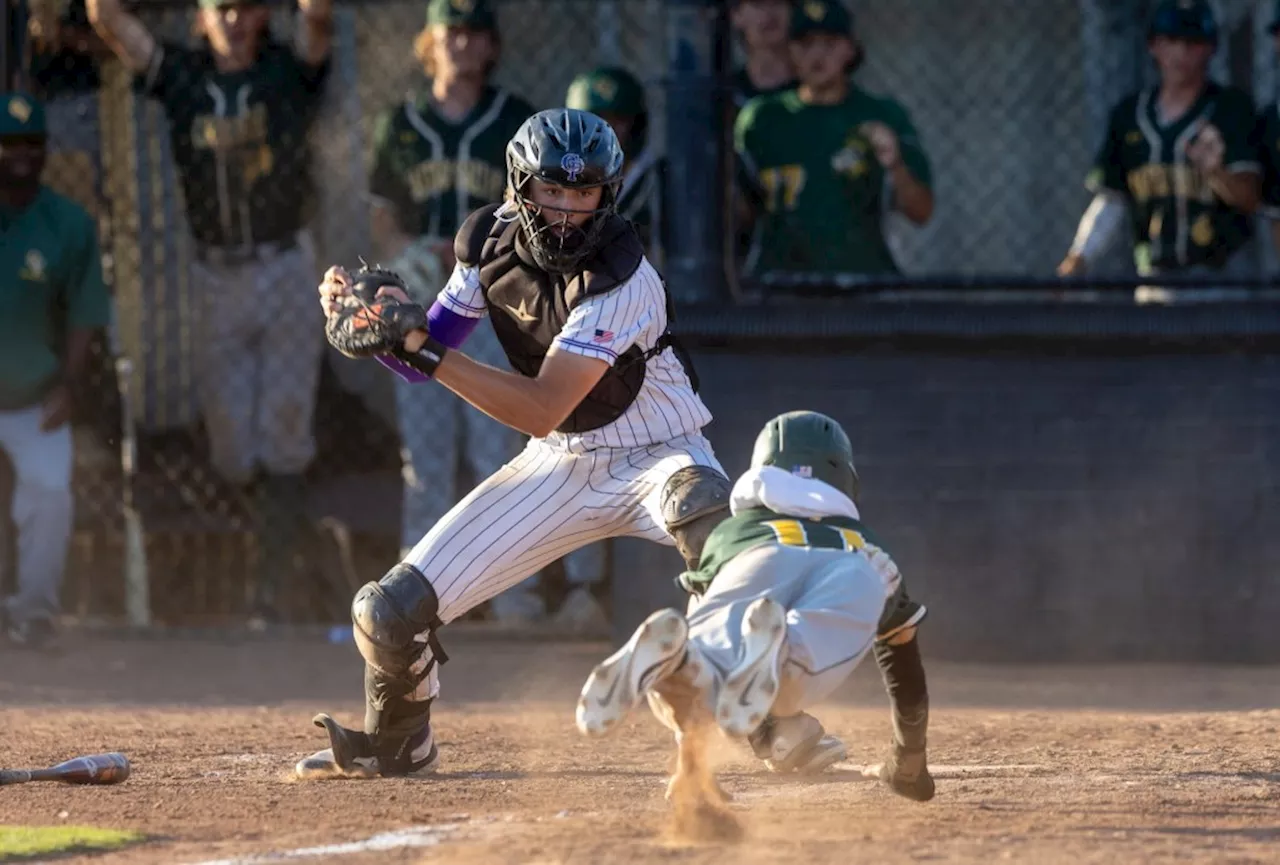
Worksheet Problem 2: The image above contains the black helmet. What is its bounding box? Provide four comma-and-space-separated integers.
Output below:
505, 108, 625, 274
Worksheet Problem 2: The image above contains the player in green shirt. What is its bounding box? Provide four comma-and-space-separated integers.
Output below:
566, 67, 663, 260
0, 92, 111, 650
577, 410, 935, 803
734, 0, 935, 281
1059, 0, 1262, 291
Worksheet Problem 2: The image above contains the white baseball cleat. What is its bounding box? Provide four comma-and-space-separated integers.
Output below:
576, 608, 690, 737
716, 597, 788, 738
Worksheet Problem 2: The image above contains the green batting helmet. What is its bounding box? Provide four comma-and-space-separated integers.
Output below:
1148, 0, 1218, 45
750, 410, 860, 501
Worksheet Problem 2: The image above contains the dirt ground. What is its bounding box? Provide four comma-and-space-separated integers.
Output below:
1, 630, 1278, 865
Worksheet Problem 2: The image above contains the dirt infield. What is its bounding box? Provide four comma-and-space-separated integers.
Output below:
2, 631, 1278, 864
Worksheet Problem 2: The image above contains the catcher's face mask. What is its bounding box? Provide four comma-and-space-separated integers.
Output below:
506, 108, 625, 274
512, 175, 616, 274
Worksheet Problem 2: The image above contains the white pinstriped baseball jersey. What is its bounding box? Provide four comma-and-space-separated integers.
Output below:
435, 257, 713, 452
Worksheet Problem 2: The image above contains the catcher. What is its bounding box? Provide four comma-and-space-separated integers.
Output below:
576, 410, 935, 803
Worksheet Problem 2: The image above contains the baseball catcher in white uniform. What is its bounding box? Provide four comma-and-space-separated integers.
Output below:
296, 108, 847, 780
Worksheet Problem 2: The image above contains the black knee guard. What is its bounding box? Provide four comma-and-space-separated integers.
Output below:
351, 563, 448, 741
661, 465, 732, 570
873, 630, 929, 752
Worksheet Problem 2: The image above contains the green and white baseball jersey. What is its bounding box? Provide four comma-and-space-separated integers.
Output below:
135, 39, 330, 247
680, 505, 890, 596
369, 86, 535, 240
1088, 82, 1262, 273
734, 85, 933, 277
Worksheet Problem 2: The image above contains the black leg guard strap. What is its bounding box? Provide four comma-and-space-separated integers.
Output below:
873, 633, 929, 752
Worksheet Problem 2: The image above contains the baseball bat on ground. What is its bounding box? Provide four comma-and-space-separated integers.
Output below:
0, 753, 131, 787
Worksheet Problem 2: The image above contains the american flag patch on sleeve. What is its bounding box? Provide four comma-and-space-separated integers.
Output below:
592, 329, 615, 344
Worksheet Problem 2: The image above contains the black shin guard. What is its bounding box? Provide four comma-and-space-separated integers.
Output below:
873, 634, 929, 752
351, 564, 448, 759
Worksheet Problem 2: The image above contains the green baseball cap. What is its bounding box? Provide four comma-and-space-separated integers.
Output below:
0, 93, 47, 138
565, 67, 646, 117
426, 0, 497, 30
790, 0, 853, 40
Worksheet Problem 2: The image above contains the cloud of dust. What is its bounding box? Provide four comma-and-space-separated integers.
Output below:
663, 723, 745, 846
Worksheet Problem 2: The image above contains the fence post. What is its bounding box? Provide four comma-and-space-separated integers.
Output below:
661, 0, 727, 303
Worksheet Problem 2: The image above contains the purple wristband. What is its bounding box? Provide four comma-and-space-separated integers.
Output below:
376, 353, 432, 383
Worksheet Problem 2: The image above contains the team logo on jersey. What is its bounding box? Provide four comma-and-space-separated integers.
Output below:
561, 152, 586, 182
20, 249, 47, 282
8, 96, 31, 123
1191, 213, 1214, 247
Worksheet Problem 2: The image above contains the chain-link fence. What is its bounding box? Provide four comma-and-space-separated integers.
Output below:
6, 0, 1280, 627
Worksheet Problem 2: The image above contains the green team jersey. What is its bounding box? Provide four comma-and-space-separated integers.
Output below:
734, 85, 933, 277
1087, 83, 1262, 273
369, 85, 535, 240
135, 39, 329, 247
0, 187, 110, 409
681, 505, 890, 595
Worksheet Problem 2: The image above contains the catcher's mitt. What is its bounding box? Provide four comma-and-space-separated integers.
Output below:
325, 266, 428, 359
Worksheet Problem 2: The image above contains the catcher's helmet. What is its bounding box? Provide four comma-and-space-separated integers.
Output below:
1148, 0, 1218, 45
750, 410, 860, 501
565, 67, 648, 156
506, 107, 625, 274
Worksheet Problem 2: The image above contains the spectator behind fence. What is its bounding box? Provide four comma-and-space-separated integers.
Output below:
728, 0, 797, 111
0, 93, 111, 651
88, 0, 338, 624
1058, 0, 1261, 302
733, 0, 934, 286
25, 0, 112, 212
365, 0, 540, 625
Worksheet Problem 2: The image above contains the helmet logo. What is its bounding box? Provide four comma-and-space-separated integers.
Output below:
561, 152, 586, 181
791, 465, 813, 479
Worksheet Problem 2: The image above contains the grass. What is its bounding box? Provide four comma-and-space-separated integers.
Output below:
0, 825, 145, 861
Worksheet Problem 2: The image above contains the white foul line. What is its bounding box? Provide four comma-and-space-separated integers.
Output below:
186, 824, 464, 865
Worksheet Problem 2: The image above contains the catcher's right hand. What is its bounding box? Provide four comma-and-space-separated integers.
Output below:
321, 265, 428, 359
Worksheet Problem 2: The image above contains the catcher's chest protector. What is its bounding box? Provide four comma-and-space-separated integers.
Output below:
456, 204, 656, 434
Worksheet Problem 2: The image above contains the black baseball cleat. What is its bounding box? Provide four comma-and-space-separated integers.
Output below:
878, 743, 936, 802
294, 713, 439, 780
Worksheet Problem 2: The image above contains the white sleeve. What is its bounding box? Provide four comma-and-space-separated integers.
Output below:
1068, 191, 1128, 265
434, 262, 488, 319
551, 268, 660, 364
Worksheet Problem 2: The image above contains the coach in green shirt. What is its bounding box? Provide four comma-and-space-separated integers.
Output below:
0, 92, 110, 650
